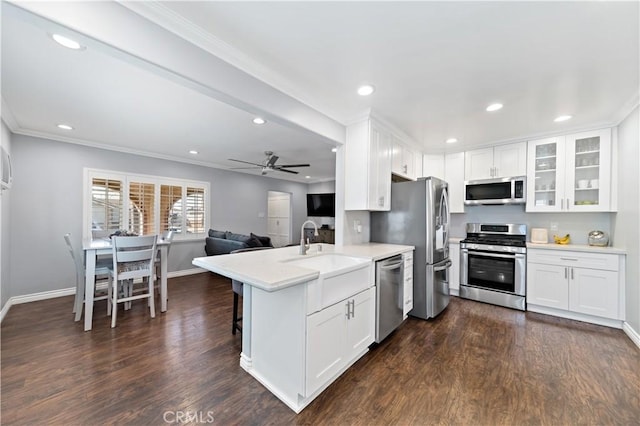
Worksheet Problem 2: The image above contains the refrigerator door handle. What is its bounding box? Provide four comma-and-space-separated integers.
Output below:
434, 259, 452, 272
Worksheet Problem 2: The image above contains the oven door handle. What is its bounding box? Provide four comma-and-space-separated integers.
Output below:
469, 252, 523, 260
434, 259, 452, 272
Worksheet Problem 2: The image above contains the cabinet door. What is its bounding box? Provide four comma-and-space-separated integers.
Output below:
370, 122, 392, 210
306, 300, 348, 396
569, 268, 619, 319
391, 137, 404, 176
493, 142, 527, 178
527, 263, 569, 309
345, 287, 375, 361
445, 152, 465, 213
564, 129, 612, 212
526, 136, 565, 212
423, 154, 445, 179
465, 147, 494, 180
449, 243, 460, 292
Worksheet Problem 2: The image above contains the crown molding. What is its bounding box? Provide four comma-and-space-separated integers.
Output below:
613, 92, 640, 125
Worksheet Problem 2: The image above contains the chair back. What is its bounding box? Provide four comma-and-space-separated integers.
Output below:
64, 233, 84, 285
111, 235, 157, 281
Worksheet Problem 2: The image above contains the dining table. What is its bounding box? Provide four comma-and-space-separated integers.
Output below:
81, 236, 171, 331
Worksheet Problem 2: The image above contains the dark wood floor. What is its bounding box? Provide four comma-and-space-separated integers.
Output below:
2, 273, 639, 425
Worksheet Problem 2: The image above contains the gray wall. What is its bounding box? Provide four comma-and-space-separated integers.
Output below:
8, 133, 310, 298
612, 105, 639, 335
1, 120, 12, 308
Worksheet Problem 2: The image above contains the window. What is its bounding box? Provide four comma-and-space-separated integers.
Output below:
84, 169, 209, 241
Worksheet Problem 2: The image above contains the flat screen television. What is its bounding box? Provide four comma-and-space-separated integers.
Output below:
306, 193, 335, 217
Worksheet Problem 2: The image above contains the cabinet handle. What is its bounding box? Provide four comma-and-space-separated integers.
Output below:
566, 198, 570, 210
571, 268, 574, 280
350, 300, 355, 319
561, 199, 564, 210
560, 257, 578, 261
564, 267, 568, 279
345, 301, 350, 319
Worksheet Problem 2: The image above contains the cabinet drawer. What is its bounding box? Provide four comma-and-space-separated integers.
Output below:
527, 249, 619, 271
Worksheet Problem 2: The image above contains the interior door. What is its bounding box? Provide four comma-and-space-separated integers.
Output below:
267, 191, 291, 247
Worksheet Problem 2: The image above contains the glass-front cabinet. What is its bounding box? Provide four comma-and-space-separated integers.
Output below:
527, 129, 612, 212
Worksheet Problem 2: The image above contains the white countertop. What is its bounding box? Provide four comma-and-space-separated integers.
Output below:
192, 242, 414, 292
527, 242, 626, 255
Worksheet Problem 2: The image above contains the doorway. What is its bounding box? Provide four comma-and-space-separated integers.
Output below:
267, 191, 292, 247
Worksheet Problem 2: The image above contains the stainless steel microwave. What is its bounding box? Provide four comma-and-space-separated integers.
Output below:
464, 176, 526, 205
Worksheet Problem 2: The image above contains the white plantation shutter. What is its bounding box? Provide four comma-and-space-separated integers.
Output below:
84, 169, 209, 240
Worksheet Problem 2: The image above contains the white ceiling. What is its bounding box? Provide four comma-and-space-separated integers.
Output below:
2, 1, 639, 183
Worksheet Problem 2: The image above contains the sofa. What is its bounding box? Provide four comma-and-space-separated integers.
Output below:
204, 229, 274, 256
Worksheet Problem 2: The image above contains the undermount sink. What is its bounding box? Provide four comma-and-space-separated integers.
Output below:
283, 253, 372, 312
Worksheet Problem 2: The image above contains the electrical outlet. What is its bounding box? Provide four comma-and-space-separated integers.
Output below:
354, 219, 361, 232
550, 222, 559, 232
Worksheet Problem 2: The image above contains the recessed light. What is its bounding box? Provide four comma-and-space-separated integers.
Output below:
554, 115, 572, 122
305, 175, 311, 179
252, 117, 266, 125
331, 147, 338, 153
57, 124, 73, 130
51, 34, 84, 50
446, 138, 458, 144
486, 103, 503, 112
357, 85, 375, 96
189, 150, 198, 155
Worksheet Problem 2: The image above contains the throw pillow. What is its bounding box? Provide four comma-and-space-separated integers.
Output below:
208, 229, 226, 239
225, 232, 252, 244
251, 233, 273, 247
246, 236, 263, 248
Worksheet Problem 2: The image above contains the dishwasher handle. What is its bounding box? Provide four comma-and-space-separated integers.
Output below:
379, 261, 403, 270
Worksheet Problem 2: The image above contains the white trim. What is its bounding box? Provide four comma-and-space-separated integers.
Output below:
613, 92, 640, 126
622, 322, 640, 349
0, 299, 11, 323
1, 96, 19, 130
167, 268, 207, 278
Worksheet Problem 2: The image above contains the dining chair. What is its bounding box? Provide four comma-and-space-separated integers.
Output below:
109, 235, 157, 328
229, 246, 273, 335
154, 230, 174, 294
64, 233, 112, 321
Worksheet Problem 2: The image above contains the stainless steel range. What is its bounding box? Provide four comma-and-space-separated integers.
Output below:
460, 223, 527, 310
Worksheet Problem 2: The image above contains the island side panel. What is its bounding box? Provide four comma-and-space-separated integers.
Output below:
250, 284, 307, 406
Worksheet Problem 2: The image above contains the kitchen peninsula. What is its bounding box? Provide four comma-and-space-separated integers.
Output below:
193, 242, 413, 413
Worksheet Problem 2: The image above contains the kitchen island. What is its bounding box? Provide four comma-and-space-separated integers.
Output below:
192, 242, 413, 413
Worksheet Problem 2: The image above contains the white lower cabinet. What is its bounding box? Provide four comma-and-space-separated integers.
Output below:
306, 287, 375, 397
402, 251, 414, 316
527, 248, 625, 326
449, 242, 460, 295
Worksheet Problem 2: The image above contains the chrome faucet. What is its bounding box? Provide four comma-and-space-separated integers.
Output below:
300, 220, 319, 255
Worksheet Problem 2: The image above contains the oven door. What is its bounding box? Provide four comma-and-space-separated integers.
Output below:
460, 248, 526, 296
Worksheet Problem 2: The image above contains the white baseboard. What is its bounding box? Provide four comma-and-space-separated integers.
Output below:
0, 268, 207, 323
622, 322, 640, 349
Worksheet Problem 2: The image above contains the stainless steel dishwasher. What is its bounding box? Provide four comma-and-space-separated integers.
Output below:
375, 254, 404, 343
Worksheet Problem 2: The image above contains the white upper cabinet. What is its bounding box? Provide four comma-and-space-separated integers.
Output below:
465, 142, 527, 180
345, 118, 392, 211
526, 128, 612, 212
391, 136, 418, 180
445, 152, 465, 213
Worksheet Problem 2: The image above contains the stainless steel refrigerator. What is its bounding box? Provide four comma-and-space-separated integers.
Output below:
371, 177, 451, 319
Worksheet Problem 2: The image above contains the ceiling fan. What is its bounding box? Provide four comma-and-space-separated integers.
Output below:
228, 151, 310, 175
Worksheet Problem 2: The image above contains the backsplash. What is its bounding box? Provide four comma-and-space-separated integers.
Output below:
450, 204, 614, 246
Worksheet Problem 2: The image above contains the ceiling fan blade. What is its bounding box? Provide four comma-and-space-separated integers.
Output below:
266, 155, 279, 167
228, 158, 263, 167
273, 167, 299, 174
277, 163, 310, 168
229, 166, 261, 170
